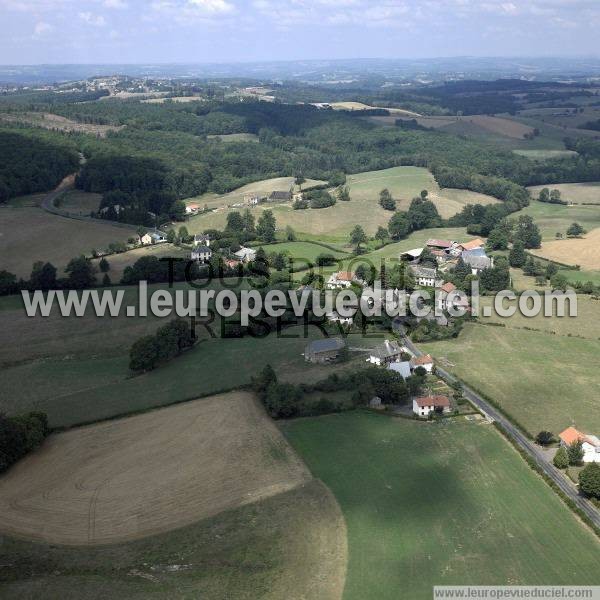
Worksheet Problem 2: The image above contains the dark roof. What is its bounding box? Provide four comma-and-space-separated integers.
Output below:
462, 255, 492, 270
306, 337, 346, 354
193, 245, 211, 253
411, 265, 437, 278
269, 190, 292, 200
370, 340, 403, 360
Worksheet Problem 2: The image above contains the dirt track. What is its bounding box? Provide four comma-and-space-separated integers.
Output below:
0, 392, 311, 545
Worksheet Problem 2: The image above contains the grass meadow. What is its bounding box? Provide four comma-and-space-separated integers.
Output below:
187, 167, 496, 242
420, 322, 600, 435
0, 194, 134, 277
283, 412, 600, 600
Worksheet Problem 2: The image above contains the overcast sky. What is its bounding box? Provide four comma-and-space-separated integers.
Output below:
1, 0, 599, 65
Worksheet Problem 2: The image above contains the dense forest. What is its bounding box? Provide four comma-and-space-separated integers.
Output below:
0, 129, 80, 202
3, 84, 600, 223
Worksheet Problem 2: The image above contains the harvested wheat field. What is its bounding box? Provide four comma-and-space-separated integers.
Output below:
0, 391, 311, 545
531, 227, 600, 270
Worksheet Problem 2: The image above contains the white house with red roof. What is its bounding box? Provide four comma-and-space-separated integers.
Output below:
327, 271, 356, 289
410, 354, 434, 373
412, 395, 451, 417
558, 427, 600, 462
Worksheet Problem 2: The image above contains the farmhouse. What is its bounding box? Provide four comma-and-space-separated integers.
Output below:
327, 271, 355, 289
412, 395, 451, 417
410, 265, 437, 287
140, 230, 167, 245
185, 202, 201, 215
194, 233, 211, 247
268, 190, 293, 202
458, 238, 485, 252
558, 427, 600, 463
368, 339, 403, 366
410, 354, 434, 373
244, 194, 260, 205
191, 245, 212, 263
388, 360, 412, 379
305, 337, 346, 364
235, 247, 257, 262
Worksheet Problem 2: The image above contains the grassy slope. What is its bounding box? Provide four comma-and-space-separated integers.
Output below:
419, 322, 600, 435
283, 412, 600, 600
0, 479, 345, 600
187, 167, 494, 242
518, 197, 600, 240
0, 322, 377, 428
0, 194, 134, 277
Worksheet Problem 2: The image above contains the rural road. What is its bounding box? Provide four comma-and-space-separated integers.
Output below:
401, 333, 600, 530
40, 173, 76, 213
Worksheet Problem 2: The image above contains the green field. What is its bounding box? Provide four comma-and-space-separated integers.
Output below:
0, 479, 344, 599
518, 197, 600, 240
283, 412, 600, 600
0, 291, 378, 427
420, 322, 600, 435
262, 240, 349, 269
0, 194, 135, 277
55, 189, 102, 216
187, 167, 495, 243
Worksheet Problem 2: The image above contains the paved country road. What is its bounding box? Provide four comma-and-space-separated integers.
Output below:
401, 334, 600, 530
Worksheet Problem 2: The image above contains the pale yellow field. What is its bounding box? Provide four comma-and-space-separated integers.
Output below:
327, 101, 420, 116
530, 227, 600, 270
187, 176, 325, 210
187, 167, 498, 240
90, 243, 190, 283
0, 391, 311, 545
528, 182, 600, 205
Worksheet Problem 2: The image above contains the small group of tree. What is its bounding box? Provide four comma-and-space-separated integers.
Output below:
538, 188, 567, 205
535, 431, 555, 446
252, 363, 420, 419
349, 225, 368, 252
566, 222, 586, 238
337, 186, 351, 202
553, 440, 584, 469
0, 412, 50, 474
1, 255, 100, 296
305, 189, 336, 209
388, 192, 441, 241
379, 188, 396, 211
579, 463, 600, 500
129, 318, 195, 373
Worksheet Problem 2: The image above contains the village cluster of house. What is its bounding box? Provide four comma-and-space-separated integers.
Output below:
139, 229, 259, 268
403, 237, 493, 285
559, 427, 600, 463
304, 336, 451, 417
